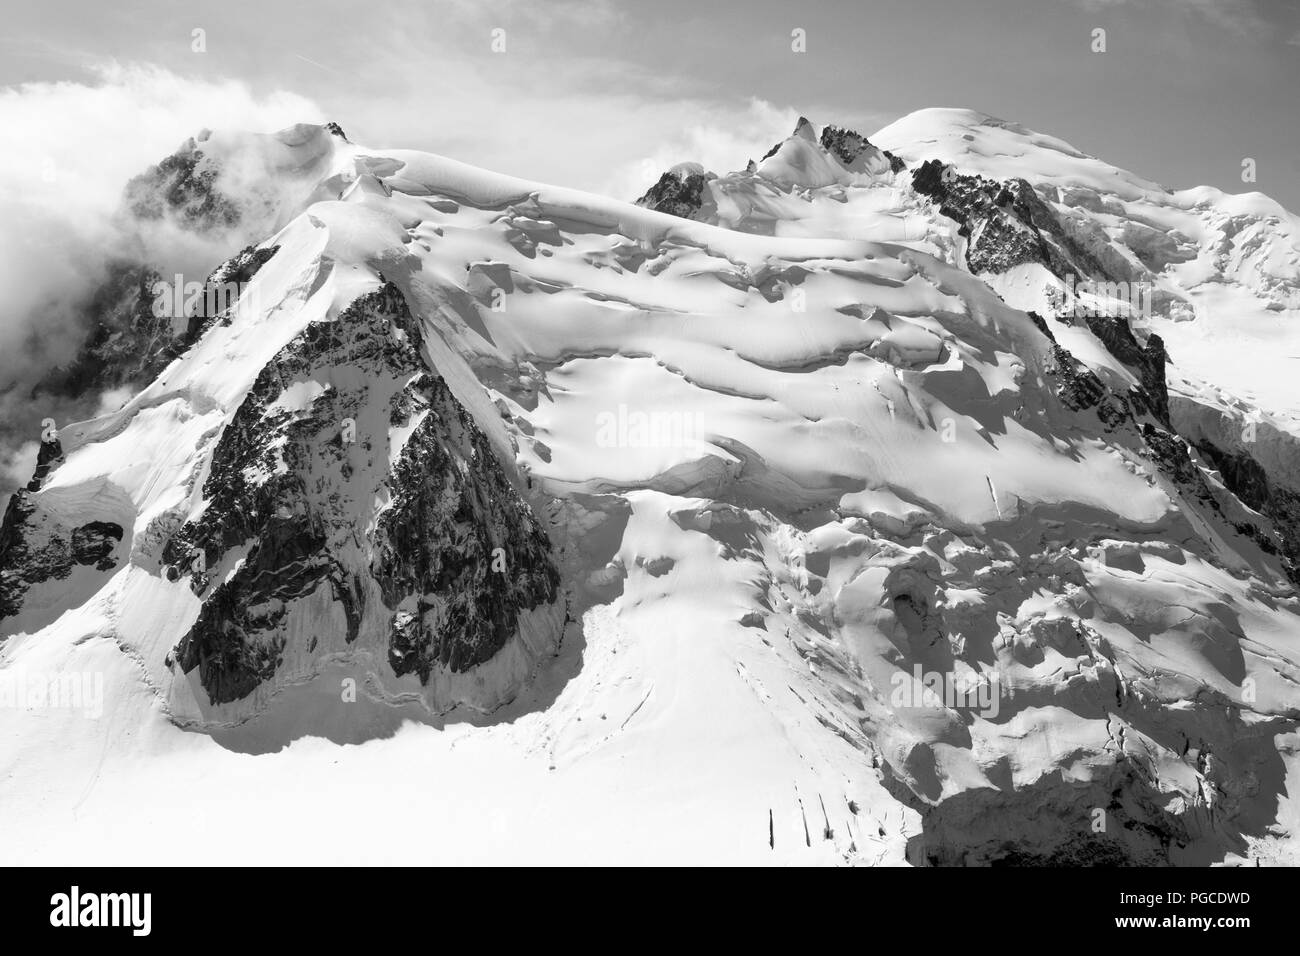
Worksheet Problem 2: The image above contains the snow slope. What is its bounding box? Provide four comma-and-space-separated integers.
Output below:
2, 115, 1299, 865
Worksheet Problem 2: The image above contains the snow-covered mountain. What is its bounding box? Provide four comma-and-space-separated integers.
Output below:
2, 111, 1299, 865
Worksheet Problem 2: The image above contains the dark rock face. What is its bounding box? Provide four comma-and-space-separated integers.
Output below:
1194, 441, 1300, 585
26, 437, 64, 492
34, 246, 278, 406
1141, 424, 1222, 514
1034, 317, 1294, 583
374, 375, 561, 678
1029, 310, 1287, 576
1083, 316, 1169, 426
819, 125, 874, 166
637, 170, 709, 220
1142, 424, 1205, 489
818, 124, 905, 173
32, 265, 170, 400
164, 282, 560, 704
1135, 423, 1290, 583
204, 244, 279, 293
0, 484, 123, 620
71, 522, 124, 571
1031, 314, 1129, 428
912, 160, 1116, 278
124, 140, 240, 228
0, 492, 43, 620
191, 244, 280, 334
1, 436, 73, 620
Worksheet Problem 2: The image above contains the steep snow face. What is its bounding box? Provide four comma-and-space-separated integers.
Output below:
2, 121, 1300, 866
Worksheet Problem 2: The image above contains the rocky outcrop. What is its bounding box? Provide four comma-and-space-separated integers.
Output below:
819, 124, 873, 166
162, 282, 561, 706
33, 263, 170, 400
123, 138, 241, 228
374, 377, 561, 678
912, 159, 1119, 279
1029, 312, 1128, 428
0, 481, 123, 621
35, 245, 278, 404
818, 124, 904, 174
1193, 440, 1300, 584
637, 167, 709, 220
1083, 315, 1170, 426
70, 522, 124, 571
1027, 311, 1292, 581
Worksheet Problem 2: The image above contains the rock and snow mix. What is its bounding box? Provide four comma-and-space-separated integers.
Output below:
1, 112, 1298, 865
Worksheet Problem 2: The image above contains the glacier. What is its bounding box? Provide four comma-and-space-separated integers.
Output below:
1, 111, 1299, 866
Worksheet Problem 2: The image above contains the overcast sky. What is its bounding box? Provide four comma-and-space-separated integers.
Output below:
2, 0, 1298, 206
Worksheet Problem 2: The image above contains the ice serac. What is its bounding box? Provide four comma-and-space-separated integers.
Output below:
871, 107, 1300, 593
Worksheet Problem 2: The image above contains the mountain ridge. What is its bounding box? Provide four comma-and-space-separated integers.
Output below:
2, 109, 1299, 866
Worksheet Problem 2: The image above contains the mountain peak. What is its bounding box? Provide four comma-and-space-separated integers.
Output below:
4, 109, 1300, 867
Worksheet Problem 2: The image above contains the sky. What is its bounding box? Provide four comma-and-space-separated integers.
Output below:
1, 0, 1297, 206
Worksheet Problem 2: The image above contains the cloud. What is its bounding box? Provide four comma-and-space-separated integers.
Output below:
603, 98, 804, 201
292, 9, 864, 202
0, 63, 320, 500
1068, 0, 1274, 35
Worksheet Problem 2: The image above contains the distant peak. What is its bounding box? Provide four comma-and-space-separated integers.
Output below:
759, 116, 817, 162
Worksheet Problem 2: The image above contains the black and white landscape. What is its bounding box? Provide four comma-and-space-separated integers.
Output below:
2, 0, 1299, 868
